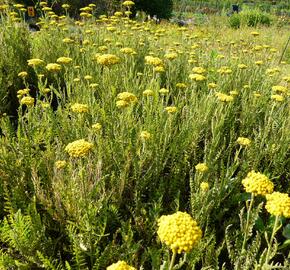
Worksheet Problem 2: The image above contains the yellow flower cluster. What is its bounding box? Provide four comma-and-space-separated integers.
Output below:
20, 96, 34, 106
65, 139, 93, 158
57, 57, 73, 64
55, 160, 67, 169
122, 1, 135, 7
165, 106, 177, 114
92, 123, 102, 131
71, 103, 89, 113
140, 131, 151, 140
189, 74, 206, 81
265, 192, 290, 218
242, 171, 274, 195
164, 52, 178, 60
96, 54, 120, 66
271, 94, 284, 102
272, 85, 287, 93
116, 92, 138, 108
46, 63, 62, 72
215, 92, 234, 102
28, 58, 44, 67
120, 47, 136, 55
195, 163, 208, 172
157, 211, 202, 253
107, 261, 136, 270
145, 56, 163, 67
237, 137, 251, 146
217, 66, 232, 75
192, 67, 206, 74
200, 182, 209, 191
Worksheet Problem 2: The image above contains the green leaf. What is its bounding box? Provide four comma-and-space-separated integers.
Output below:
282, 224, 290, 239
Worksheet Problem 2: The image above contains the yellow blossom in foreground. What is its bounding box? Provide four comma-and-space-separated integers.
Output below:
189, 74, 206, 81
192, 66, 206, 74
215, 92, 234, 102
18, 71, 28, 78
265, 192, 290, 218
46, 63, 62, 72
117, 92, 138, 104
56, 57, 73, 64
176, 83, 187, 89
140, 131, 151, 140
271, 94, 284, 102
165, 52, 178, 60
154, 66, 165, 73
20, 96, 34, 106
122, 1, 135, 7
242, 171, 274, 196
143, 89, 154, 96
120, 47, 136, 55
157, 211, 202, 254
55, 160, 67, 169
62, 4, 70, 9
238, 64, 247, 69
237, 137, 251, 146
165, 106, 177, 114
97, 54, 120, 66
17, 89, 30, 96
92, 123, 102, 131
116, 100, 129, 108
71, 103, 89, 113
195, 163, 208, 172
159, 88, 169, 95
251, 31, 259, 36
200, 182, 209, 191
107, 260, 136, 270
272, 85, 287, 93
28, 58, 44, 67
145, 56, 163, 67
208, 82, 217, 89
217, 66, 232, 75
65, 139, 93, 158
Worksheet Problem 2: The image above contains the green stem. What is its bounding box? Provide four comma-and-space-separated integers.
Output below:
241, 193, 255, 253
169, 251, 177, 270
264, 215, 280, 266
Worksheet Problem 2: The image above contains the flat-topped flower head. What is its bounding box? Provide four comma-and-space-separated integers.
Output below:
157, 211, 202, 254
71, 103, 89, 113
28, 58, 44, 67
242, 170, 274, 196
46, 63, 62, 72
20, 96, 34, 106
122, 1, 135, 7
237, 137, 251, 146
195, 163, 208, 172
57, 57, 72, 64
265, 192, 290, 218
65, 139, 93, 158
107, 260, 136, 270
97, 54, 120, 66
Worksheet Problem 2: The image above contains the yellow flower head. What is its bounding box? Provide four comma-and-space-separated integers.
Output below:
92, 123, 102, 132
215, 92, 234, 102
107, 260, 136, 270
123, 1, 135, 6
140, 131, 151, 140
65, 139, 93, 158
18, 71, 28, 78
143, 89, 154, 97
192, 67, 206, 74
208, 82, 217, 89
28, 58, 44, 67
145, 56, 163, 67
242, 170, 274, 196
238, 64, 247, 69
165, 106, 177, 114
157, 211, 202, 254
117, 92, 138, 104
159, 88, 169, 95
46, 63, 62, 72
62, 4, 70, 9
71, 103, 89, 113
56, 57, 73, 64
271, 94, 284, 102
237, 137, 251, 146
120, 47, 136, 55
195, 163, 208, 173
265, 192, 290, 218
176, 83, 187, 89
200, 182, 209, 191
20, 96, 34, 106
189, 74, 206, 82
165, 52, 178, 60
55, 160, 67, 169
272, 85, 287, 93
97, 54, 120, 66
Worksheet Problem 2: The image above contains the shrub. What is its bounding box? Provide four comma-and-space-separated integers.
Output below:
228, 13, 241, 29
